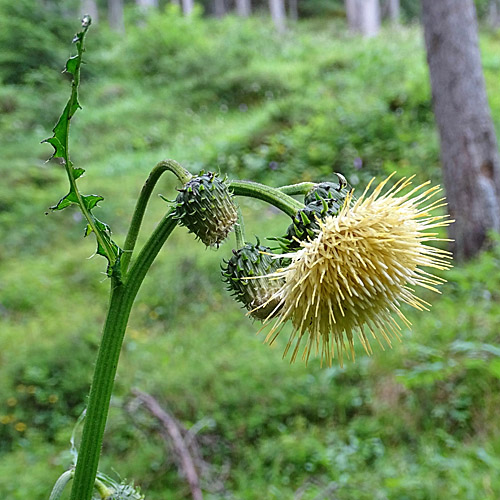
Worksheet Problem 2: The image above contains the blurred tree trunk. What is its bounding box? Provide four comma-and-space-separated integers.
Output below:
81, 0, 99, 23
489, 0, 500, 27
108, 0, 125, 32
345, 0, 380, 37
181, 0, 194, 15
136, 0, 159, 8
269, 0, 286, 33
289, 0, 298, 21
387, 0, 399, 23
422, 0, 500, 260
236, 0, 251, 16
214, 0, 226, 17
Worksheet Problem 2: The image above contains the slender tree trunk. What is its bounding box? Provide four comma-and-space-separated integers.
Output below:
181, 0, 194, 15
345, 0, 380, 37
236, 0, 251, 16
422, 0, 500, 260
387, 0, 399, 24
108, 0, 125, 32
489, 0, 500, 27
345, 0, 359, 31
214, 0, 226, 17
81, 0, 99, 23
289, 0, 298, 21
269, 0, 286, 33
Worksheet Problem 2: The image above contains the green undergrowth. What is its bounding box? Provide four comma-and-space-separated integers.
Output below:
2, 10, 500, 499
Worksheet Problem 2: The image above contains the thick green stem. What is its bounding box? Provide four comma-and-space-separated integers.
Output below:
229, 180, 304, 217
121, 160, 191, 275
69, 211, 178, 500
69, 284, 130, 500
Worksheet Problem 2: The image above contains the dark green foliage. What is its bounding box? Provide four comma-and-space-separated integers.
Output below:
222, 240, 283, 319
174, 172, 237, 247
0, 0, 75, 84
0, 334, 95, 453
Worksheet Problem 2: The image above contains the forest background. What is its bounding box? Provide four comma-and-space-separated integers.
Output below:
1, 0, 500, 499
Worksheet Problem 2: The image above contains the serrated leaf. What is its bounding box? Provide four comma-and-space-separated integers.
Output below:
82, 194, 104, 211
44, 17, 123, 281
73, 167, 85, 180
65, 55, 79, 75
52, 191, 79, 211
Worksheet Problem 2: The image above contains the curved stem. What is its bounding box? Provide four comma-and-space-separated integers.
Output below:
49, 470, 74, 500
229, 180, 304, 218
69, 211, 178, 500
278, 182, 315, 196
121, 160, 191, 275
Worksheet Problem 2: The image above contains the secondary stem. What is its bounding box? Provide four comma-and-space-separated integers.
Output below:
279, 182, 315, 196
229, 180, 304, 217
121, 159, 191, 275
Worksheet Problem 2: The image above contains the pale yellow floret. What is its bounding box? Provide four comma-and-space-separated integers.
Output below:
260, 175, 453, 366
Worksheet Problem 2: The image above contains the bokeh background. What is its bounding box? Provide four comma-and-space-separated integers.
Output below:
1, 1, 500, 498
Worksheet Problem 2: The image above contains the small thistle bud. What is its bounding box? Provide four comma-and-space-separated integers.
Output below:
303, 175, 349, 205
95, 473, 145, 500
283, 197, 344, 250
222, 241, 283, 320
174, 172, 237, 247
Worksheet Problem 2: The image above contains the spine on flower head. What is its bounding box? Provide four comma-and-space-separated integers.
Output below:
174, 172, 237, 247
222, 241, 283, 320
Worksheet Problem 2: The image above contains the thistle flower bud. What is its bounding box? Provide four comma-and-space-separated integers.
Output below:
280, 178, 351, 252
94, 472, 144, 500
303, 176, 349, 205
282, 197, 343, 250
222, 241, 283, 320
174, 172, 237, 247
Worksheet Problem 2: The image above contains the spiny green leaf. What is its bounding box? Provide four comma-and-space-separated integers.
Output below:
65, 55, 80, 76
44, 16, 123, 280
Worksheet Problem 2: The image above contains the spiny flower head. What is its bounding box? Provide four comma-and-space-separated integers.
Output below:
261, 175, 453, 366
174, 171, 237, 247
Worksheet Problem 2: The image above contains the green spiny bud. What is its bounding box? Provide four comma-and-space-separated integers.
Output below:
282, 198, 341, 250
174, 172, 237, 247
95, 473, 145, 500
222, 241, 283, 320
303, 175, 349, 205
107, 482, 145, 500
278, 176, 352, 251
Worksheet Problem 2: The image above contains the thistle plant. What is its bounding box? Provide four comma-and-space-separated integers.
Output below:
45, 18, 452, 500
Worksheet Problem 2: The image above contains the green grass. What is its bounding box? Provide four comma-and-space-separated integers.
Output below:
1, 12, 500, 499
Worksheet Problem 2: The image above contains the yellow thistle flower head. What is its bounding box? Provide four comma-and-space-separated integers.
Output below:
261, 174, 453, 367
